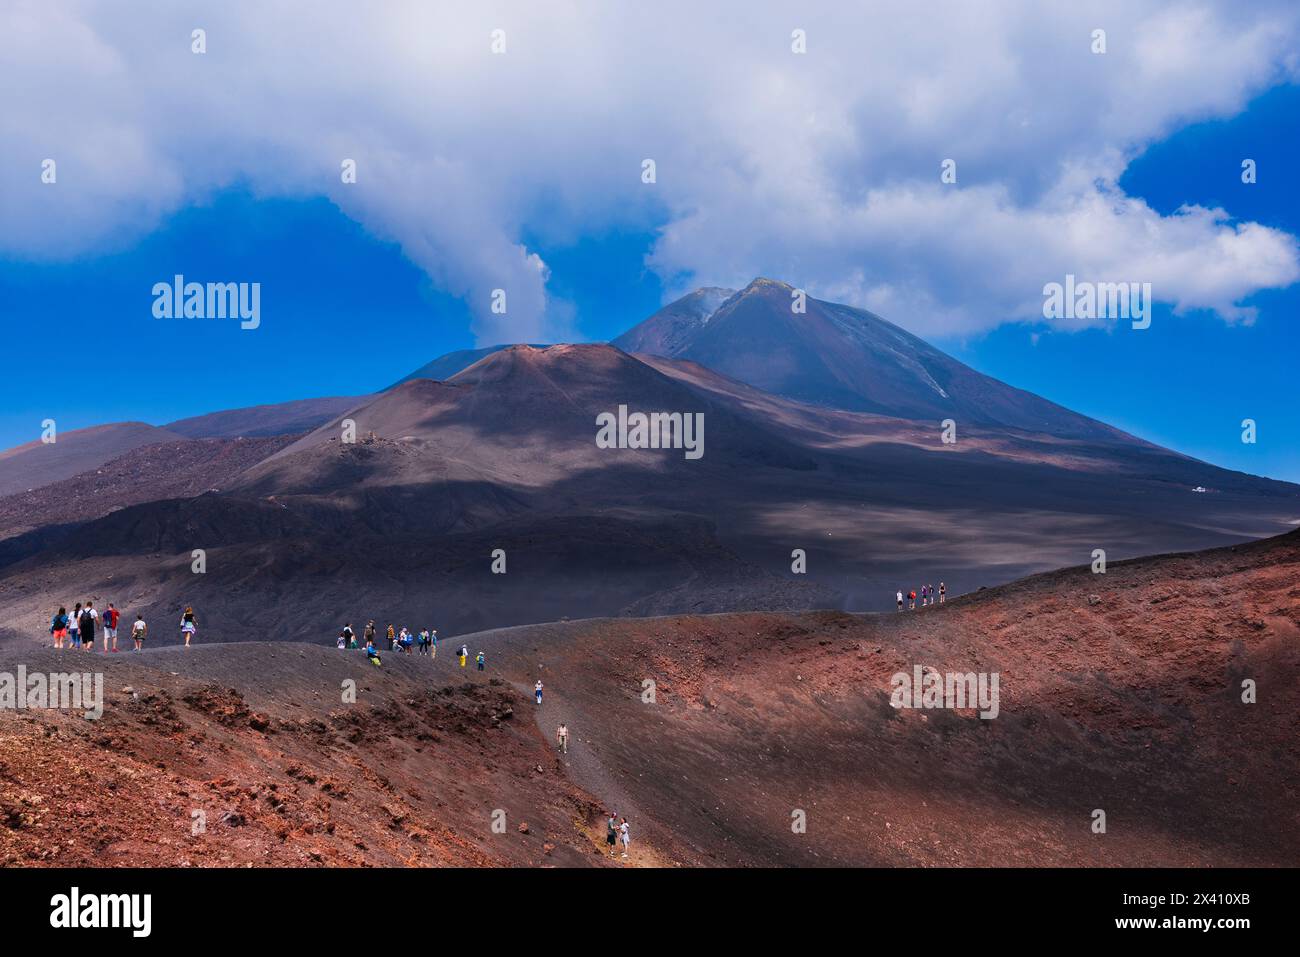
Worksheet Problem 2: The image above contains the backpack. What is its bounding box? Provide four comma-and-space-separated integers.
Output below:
80, 611, 94, 632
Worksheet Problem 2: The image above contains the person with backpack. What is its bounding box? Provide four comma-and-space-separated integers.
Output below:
79, 602, 97, 651
340, 623, 355, 649
103, 603, 121, 651
50, 607, 69, 649
363, 620, 376, 648
364, 639, 382, 667
896, 590, 903, 612
458, 644, 468, 668
908, 590, 916, 610
180, 606, 196, 646
68, 603, 82, 648
416, 629, 430, 656
475, 650, 485, 671
534, 679, 543, 706
131, 614, 147, 651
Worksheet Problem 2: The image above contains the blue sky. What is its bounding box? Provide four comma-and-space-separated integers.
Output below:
1, 3, 1297, 481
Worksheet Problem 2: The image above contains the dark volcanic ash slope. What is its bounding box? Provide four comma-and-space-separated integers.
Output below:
473, 527, 1300, 867
0, 346, 835, 643
0, 435, 296, 540
0, 422, 186, 498
165, 395, 366, 439
0, 342, 1297, 645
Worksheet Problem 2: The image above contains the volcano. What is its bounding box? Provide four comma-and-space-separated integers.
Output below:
0, 339, 1296, 648
614, 278, 1136, 441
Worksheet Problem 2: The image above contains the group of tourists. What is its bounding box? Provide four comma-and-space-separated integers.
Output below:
337, 620, 440, 659
339, 620, 488, 672
897, 582, 945, 611
48, 602, 196, 651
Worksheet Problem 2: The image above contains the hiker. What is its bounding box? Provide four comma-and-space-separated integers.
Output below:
927, 584, 934, 606
416, 629, 430, 656
939, 581, 946, 604
50, 607, 69, 649
397, 627, 412, 654
896, 590, 903, 612
341, 623, 355, 649
103, 603, 120, 652
131, 614, 147, 651
619, 817, 631, 858
429, 629, 438, 659
79, 602, 97, 652
458, 644, 468, 668
534, 680, 543, 706
364, 639, 382, 667
363, 620, 376, 648
180, 606, 197, 646
908, 590, 916, 610
475, 650, 485, 671
336, 632, 347, 650
920, 584, 927, 607
387, 624, 396, 651
556, 723, 568, 754
606, 812, 618, 856
69, 603, 82, 648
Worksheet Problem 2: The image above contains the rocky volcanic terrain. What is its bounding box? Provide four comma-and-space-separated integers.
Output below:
1, 528, 1294, 866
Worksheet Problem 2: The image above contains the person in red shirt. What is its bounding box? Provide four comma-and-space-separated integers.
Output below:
103, 603, 121, 652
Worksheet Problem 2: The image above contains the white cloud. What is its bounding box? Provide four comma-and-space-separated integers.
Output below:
1, 0, 1297, 340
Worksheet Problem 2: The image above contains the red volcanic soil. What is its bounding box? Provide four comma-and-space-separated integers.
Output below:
0, 644, 673, 867
473, 528, 1300, 866
0, 529, 1295, 867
